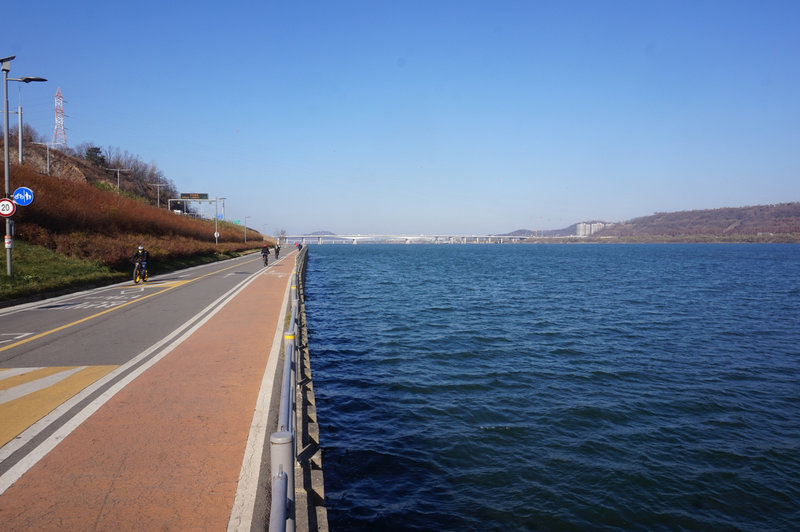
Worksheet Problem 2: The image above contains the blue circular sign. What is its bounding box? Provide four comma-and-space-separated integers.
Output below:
12, 187, 34, 206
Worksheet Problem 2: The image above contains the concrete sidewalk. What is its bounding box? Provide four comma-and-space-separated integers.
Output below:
0, 253, 297, 531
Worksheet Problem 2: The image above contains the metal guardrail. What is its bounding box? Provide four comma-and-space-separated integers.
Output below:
270, 247, 308, 532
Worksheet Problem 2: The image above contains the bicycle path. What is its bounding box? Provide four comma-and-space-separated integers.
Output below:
0, 251, 297, 530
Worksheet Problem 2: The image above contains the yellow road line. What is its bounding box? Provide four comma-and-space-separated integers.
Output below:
0, 365, 118, 447
0, 257, 260, 354
0, 286, 175, 353
136, 280, 190, 288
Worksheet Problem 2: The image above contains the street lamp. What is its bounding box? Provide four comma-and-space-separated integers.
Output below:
214, 197, 220, 246
218, 197, 226, 221
2, 55, 46, 276
244, 216, 250, 242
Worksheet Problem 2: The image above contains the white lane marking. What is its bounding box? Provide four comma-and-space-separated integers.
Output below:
0, 333, 33, 346
228, 268, 292, 531
119, 288, 146, 296
0, 265, 269, 495
0, 367, 86, 405
0, 367, 41, 381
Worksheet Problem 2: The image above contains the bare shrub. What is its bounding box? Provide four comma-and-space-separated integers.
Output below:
9, 165, 268, 268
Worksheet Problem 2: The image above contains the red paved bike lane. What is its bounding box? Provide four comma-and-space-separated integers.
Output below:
0, 254, 296, 531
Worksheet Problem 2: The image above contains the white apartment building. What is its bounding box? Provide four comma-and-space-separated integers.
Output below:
577, 222, 608, 236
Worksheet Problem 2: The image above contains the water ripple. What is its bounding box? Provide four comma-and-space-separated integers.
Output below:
306, 244, 800, 531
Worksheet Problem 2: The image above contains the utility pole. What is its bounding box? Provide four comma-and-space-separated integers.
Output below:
106, 167, 130, 193
9, 90, 22, 163
32, 142, 51, 174
150, 183, 166, 208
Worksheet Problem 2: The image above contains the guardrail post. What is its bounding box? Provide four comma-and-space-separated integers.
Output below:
270, 430, 295, 532
279, 338, 294, 433
269, 246, 316, 532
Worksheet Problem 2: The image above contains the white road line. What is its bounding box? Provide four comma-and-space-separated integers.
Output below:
0, 367, 41, 382
0, 367, 86, 405
0, 255, 254, 318
0, 266, 268, 495
0, 333, 33, 346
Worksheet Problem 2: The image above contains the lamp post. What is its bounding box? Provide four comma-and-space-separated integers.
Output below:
244, 215, 250, 243
17, 101, 21, 163
214, 197, 219, 246
2, 55, 46, 276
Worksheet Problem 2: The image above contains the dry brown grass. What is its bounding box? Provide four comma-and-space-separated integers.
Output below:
10, 165, 269, 269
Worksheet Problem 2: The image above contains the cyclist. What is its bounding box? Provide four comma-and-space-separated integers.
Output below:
131, 245, 150, 279
274, 243, 281, 259
260, 243, 270, 266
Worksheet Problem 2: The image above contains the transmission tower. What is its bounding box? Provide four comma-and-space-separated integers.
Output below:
52, 87, 67, 146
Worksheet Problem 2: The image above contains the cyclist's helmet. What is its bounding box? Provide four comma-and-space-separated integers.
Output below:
138, 245, 144, 250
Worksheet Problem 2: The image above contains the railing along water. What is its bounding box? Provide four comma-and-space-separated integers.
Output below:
270, 247, 309, 532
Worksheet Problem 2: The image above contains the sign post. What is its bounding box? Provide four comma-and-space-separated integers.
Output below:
1, 188, 34, 268
0, 199, 15, 252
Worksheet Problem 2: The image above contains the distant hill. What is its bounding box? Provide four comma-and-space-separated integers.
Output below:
501, 203, 800, 242
501, 222, 602, 238
598, 203, 800, 240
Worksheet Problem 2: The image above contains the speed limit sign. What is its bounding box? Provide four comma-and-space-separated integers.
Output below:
0, 198, 16, 218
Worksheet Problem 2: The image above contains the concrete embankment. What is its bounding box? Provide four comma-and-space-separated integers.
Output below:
291, 247, 328, 530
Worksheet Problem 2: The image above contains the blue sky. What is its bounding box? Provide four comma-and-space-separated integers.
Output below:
5, 1, 799, 235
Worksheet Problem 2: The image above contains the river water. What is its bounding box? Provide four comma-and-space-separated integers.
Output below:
303, 244, 799, 531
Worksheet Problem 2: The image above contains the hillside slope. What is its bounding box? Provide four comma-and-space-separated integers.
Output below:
598, 203, 800, 239
8, 165, 267, 269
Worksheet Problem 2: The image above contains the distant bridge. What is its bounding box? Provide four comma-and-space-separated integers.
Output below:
278, 234, 534, 245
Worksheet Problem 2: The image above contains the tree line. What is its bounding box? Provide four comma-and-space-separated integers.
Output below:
5, 124, 180, 211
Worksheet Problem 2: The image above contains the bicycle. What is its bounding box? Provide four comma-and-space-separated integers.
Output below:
262, 253, 269, 267
133, 260, 149, 283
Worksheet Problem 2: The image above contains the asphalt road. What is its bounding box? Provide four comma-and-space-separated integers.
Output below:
0, 253, 270, 368
0, 251, 285, 483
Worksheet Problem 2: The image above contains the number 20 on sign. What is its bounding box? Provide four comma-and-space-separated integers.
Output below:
0, 198, 16, 217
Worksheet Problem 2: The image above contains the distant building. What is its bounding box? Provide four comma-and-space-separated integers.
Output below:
577, 222, 608, 236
